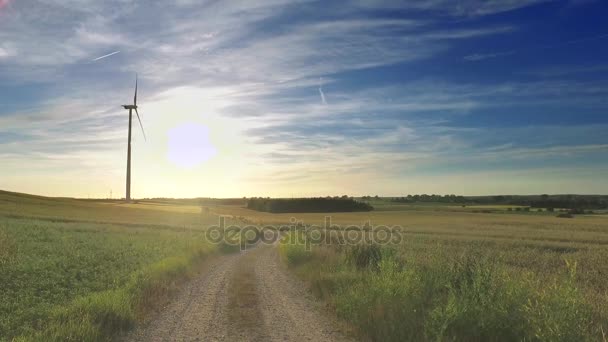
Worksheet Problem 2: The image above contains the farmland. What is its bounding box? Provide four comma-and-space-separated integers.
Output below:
2, 191, 608, 341
277, 201, 608, 341
0, 191, 229, 341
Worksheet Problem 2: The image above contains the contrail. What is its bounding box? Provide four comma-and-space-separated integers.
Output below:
318, 87, 327, 105
318, 77, 327, 105
92, 50, 120, 62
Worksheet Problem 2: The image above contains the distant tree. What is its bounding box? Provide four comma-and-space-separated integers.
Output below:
247, 197, 373, 213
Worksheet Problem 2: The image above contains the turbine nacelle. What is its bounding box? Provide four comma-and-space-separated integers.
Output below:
122, 74, 146, 141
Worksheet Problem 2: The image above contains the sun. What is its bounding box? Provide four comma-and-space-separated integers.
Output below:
167, 122, 217, 169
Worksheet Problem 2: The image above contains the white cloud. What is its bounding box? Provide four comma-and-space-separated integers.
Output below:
0, 44, 15, 58
351, 0, 553, 16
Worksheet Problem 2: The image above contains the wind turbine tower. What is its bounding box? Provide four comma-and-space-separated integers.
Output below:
122, 74, 146, 202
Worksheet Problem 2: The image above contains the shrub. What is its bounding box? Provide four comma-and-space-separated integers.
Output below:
279, 231, 312, 266
345, 243, 384, 270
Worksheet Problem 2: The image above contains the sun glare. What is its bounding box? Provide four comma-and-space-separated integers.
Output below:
167, 122, 217, 169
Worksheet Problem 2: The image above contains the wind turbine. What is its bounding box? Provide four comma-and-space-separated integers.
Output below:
122, 74, 146, 202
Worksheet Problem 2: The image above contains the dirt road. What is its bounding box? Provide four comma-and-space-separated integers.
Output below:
124, 245, 351, 342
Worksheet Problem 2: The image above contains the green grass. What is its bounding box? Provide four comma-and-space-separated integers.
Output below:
0, 198, 222, 341
20, 246, 215, 341
280, 231, 607, 341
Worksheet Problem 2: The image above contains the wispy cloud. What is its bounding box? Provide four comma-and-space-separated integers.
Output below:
526, 64, 608, 77
465, 32, 608, 61
464, 50, 516, 61
352, 0, 553, 16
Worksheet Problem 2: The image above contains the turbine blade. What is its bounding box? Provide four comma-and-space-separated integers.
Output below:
134, 108, 146, 141
134, 74, 138, 106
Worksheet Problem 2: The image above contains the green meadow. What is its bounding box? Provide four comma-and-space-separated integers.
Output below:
0, 191, 227, 341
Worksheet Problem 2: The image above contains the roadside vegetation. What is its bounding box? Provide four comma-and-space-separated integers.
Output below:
280, 229, 608, 341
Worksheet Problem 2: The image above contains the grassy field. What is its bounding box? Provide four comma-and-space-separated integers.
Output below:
0, 191, 241, 341
277, 204, 608, 341
3, 190, 608, 341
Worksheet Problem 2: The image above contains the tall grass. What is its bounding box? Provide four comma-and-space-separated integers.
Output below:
280, 231, 600, 341
0, 217, 223, 341
19, 246, 215, 341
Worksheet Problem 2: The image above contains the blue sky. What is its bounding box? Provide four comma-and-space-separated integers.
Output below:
0, 0, 607, 198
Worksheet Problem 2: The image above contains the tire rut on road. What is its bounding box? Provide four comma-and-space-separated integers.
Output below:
252, 245, 351, 342
124, 254, 240, 342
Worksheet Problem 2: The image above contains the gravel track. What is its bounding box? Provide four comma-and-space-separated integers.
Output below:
124, 245, 351, 342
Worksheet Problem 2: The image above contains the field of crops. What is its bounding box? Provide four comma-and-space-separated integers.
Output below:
0, 191, 235, 341
278, 204, 608, 341
3, 190, 608, 341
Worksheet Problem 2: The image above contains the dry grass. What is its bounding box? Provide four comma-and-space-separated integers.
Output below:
227, 252, 269, 340
276, 208, 608, 341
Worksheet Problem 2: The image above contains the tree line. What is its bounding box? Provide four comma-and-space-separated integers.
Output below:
247, 197, 374, 213
389, 194, 608, 210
